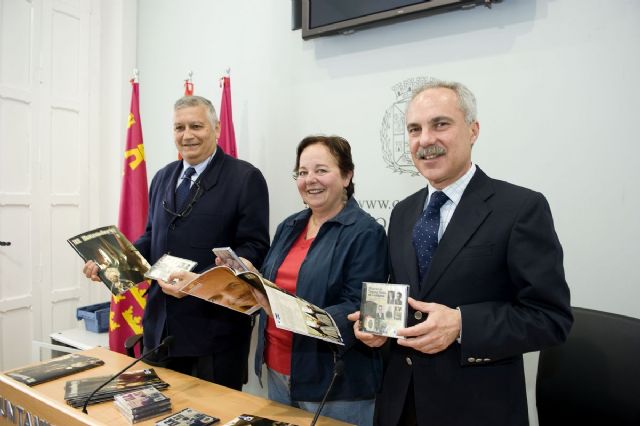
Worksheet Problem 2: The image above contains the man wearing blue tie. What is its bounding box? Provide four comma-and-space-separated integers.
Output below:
350, 80, 573, 425
84, 96, 269, 389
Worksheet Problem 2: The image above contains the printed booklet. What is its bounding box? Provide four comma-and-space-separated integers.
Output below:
5, 353, 104, 386
64, 368, 169, 408
359, 282, 410, 338
222, 414, 297, 426
67, 225, 150, 296
179, 249, 343, 345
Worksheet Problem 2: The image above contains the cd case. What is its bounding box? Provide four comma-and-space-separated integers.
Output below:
145, 253, 198, 282
212, 247, 249, 272
155, 407, 219, 426
359, 282, 409, 338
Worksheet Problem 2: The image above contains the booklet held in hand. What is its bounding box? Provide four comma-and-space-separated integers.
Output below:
68, 225, 150, 296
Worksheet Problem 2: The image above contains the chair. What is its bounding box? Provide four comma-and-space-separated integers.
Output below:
124, 333, 144, 357
536, 307, 640, 425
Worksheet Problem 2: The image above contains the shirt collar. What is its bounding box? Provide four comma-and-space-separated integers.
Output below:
287, 197, 361, 227
425, 163, 477, 208
181, 148, 216, 179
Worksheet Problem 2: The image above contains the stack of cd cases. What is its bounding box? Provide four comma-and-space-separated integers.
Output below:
114, 385, 172, 423
64, 368, 169, 408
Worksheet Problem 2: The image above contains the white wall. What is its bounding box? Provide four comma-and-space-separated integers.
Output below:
134, 0, 640, 422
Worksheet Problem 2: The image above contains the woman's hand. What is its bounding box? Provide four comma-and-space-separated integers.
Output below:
238, 257, 259, 274
250, 287, 273, 316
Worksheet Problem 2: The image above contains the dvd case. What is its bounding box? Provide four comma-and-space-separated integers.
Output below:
145, 253, 198, 282
155, 407, 219, 426
359, 282, 409, 338
212, 247, 249, 272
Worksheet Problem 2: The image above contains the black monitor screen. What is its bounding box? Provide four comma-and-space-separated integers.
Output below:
302, 0, 497, 39
309, 0, 426, 29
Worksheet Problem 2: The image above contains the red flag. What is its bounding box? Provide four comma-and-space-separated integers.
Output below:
184, 79, 194, 96
218, 76, 237, 158
110, 80, 150, 354
178, 77, 194, 160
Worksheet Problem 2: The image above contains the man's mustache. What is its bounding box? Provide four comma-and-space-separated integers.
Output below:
416, 145, 446, 159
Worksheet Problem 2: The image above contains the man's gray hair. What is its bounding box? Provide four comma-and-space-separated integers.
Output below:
409, 80, 478, 124
174, 95, 219, 127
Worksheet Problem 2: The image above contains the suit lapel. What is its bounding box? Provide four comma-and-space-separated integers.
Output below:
419, 168, 494, 298
167, 162, 182, 211
200, 147, 225, 192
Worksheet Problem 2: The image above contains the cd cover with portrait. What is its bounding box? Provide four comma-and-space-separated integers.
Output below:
359, 282, 410, 338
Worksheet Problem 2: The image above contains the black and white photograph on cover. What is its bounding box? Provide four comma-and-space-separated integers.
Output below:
67, 225, 150, 295
155, 407, 219, 426
5, 353, 104, 386
359, 282, 409, 338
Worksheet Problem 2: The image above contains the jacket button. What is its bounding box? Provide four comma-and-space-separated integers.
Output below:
414, 311, 423, 320
405, 357, 413, 366
468, 357, 476, 363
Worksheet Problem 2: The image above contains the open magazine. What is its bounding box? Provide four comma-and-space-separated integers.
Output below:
67, 225, 150, 296
178, 264, 344, 345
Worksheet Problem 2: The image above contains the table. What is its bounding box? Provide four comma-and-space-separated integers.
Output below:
0, 347, 350, 426
50, 326, 109, 351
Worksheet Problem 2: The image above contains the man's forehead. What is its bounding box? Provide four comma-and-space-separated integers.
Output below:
174, 105, 207, 119
406, 89, 462, 120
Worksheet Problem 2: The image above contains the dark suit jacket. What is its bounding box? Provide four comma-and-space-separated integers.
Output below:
378, 166, 572, 426
135, 148, 270, 358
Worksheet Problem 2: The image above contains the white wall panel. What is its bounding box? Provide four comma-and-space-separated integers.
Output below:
0, 0, 33, 91
50, 108, 80, 193
51, 10, 80, 100
50, 205, 81, 292
0, 308, 33, 369
0, 99, 32, 193
0, 0, 99, 370
50, 297, 79, 333
0, 206, 32, 298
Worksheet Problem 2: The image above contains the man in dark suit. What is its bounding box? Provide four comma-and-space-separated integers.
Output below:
84, 95, 269, 389
350, 80, 572, 425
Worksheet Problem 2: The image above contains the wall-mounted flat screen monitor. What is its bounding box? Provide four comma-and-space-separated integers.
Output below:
301, 0, 500, 40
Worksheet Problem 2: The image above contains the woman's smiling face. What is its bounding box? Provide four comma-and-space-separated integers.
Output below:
295, 143, 352, 216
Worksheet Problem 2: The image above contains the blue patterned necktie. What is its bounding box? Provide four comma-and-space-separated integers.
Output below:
412, 191, 449, 282
175, 167, 196, 211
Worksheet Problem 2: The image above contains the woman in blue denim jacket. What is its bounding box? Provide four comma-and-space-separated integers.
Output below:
254, 135, 388, 425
